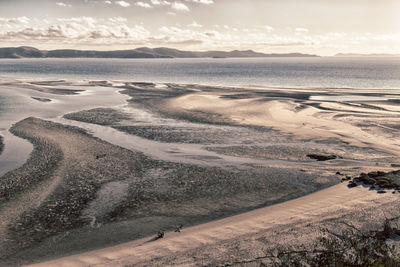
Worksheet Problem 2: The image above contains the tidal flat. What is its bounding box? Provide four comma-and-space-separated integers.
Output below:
1, 80, 400, 266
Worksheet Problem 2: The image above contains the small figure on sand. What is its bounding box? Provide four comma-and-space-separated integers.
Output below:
156, 230, 164, 239
96, 153, 107, 159
175, 224, 183, 232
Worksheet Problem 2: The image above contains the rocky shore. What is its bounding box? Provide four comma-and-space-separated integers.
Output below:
346, 170, 400, 193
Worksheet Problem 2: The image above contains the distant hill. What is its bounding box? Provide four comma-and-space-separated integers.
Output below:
335, 53, 400, 57
0, 46, 319, 59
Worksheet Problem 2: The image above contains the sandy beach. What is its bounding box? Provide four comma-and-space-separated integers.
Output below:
0, 80, 399, 266
29, 183, 399, 267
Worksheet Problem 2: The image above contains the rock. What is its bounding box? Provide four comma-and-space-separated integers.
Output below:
376, 179, 393, 188
368, 171, 379, 178
336, 171, 342, 175
363, 178, 376, 185
377, 190, 387, 194
377, 171, 386, 176
348, 182, 358, 188
306, 154, 341, 161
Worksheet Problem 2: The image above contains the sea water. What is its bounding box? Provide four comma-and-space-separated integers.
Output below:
0, 57, 399, 89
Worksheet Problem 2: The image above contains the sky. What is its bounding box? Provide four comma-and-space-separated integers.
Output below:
0, 0, 399, 55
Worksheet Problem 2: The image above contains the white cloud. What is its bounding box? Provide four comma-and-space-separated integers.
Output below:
115, 1, 131, 7
0, 16, 30, 24
188, 21, 202, 28
185, 0, 213, 4
295, 27, 309, 32
104, 0, 112, 4
265, 25, 274, 33
2, 17, 399, 55
0, 18, 150, 44
171, 2, 189, 11
135, 1, 152, 8
108, 17, 128, 23
56, 2, 72, 7
151, 0, 171, 5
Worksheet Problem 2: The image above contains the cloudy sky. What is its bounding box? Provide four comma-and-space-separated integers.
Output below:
0, 0, 399, 55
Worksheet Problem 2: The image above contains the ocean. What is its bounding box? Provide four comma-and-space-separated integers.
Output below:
0, 57, 399, 89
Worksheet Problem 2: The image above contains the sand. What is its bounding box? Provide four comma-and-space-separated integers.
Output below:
0, 81, 399, 266
1, 117, 337, 266
30, 183, 399, 267
0, 135, 3, 155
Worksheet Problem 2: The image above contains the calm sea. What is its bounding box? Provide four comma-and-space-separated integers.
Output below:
0, 57, 399, 89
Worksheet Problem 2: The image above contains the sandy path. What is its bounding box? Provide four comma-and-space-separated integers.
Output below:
29, 183, 396, 267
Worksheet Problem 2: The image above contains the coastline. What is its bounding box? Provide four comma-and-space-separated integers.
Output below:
30, 182, 399, 267
0, 117, 336, 266
0, 80, 399, 265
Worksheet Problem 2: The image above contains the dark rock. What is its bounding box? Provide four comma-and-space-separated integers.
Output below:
377, 171, 386, 176
377, 190, 387, 194
348, 182, 358, 188
363, 178, 376, 185
306, 154, 341, 161
368, 171, 379, 178
376, 179, 392, 188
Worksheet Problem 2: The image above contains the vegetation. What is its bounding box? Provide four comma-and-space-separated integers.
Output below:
270, 218, 400, 266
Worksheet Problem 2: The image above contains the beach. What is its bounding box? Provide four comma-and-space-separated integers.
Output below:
0, 80, 399, 266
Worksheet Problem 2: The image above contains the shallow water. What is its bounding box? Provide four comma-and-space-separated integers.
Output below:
0, 84, 129, 176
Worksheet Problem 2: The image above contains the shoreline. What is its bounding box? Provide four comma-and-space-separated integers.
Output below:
30, 182, 399, 267
1, 117, 338, 266
0, 80, 399, 265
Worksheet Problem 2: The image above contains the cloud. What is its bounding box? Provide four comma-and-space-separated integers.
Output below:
135, 1, 152, 8
0, 16, 149, 44
0, 17, 30, 24
2, 16, 399, 55
265, 25, 274, 33
295, 27, 309, 32
56, 2, 72, 7
151, 0, 171, 5
188, 21, 202, 28
171, 2, 189, 11
185, 0, 213, 4
115, 1, 131, 7
103, 0, 112, 4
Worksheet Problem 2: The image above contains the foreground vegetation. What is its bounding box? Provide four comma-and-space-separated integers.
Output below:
270, 218, 400, 266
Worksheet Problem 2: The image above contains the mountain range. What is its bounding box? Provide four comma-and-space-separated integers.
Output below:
0, 46, 319, 59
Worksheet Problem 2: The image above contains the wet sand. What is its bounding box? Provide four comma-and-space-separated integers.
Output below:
0, 117, 333, 266
0, 80, 399, 265
0, 136, 3, 155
